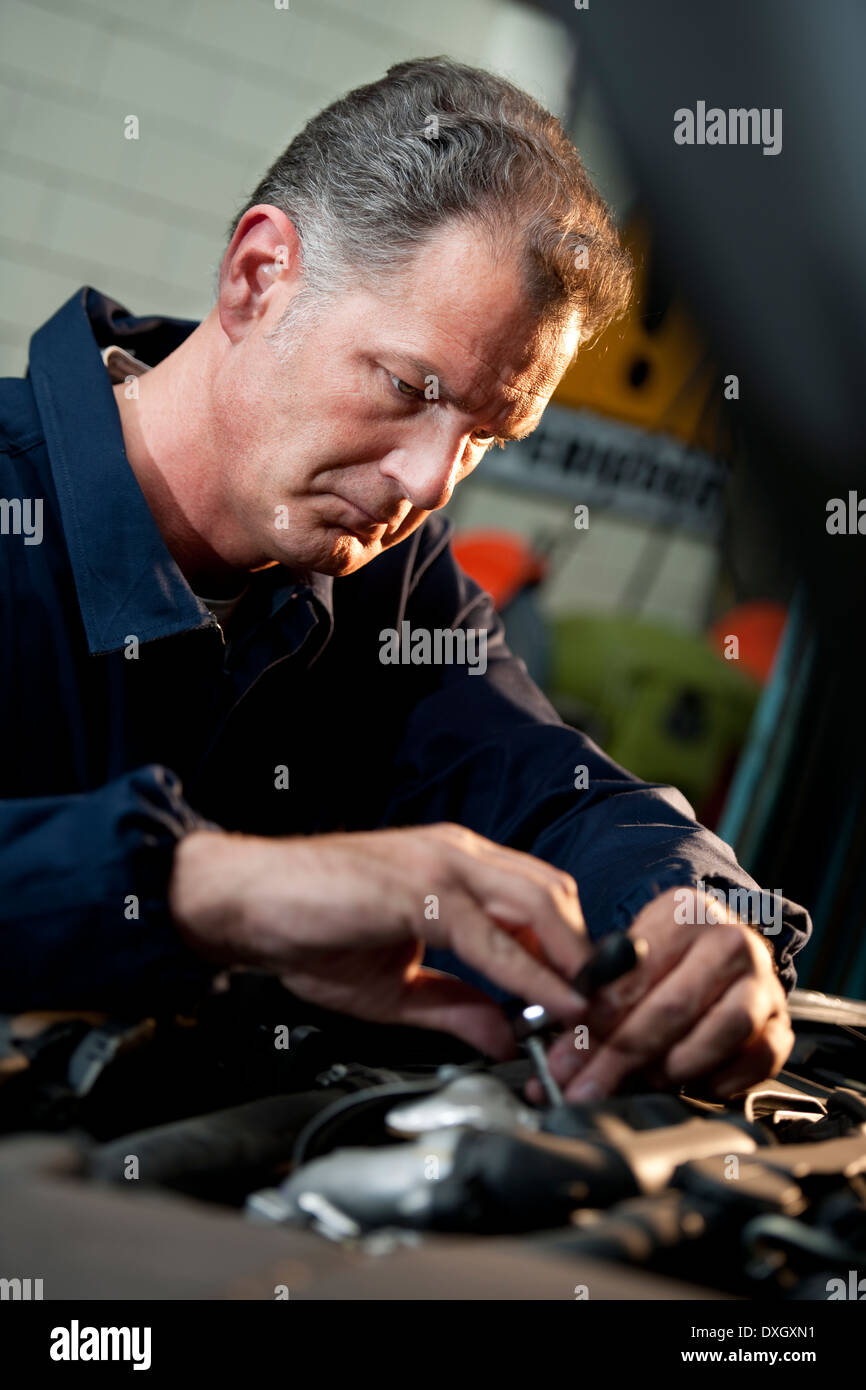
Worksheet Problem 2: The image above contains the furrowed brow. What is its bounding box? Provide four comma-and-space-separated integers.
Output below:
392, 354, 541, 440
393, 354, 474, 411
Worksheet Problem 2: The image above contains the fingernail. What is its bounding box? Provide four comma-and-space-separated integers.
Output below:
570, 1079, 604, 1102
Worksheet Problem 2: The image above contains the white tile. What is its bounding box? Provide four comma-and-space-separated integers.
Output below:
4, 84, 252, 235
152, 226, 225, 306
301, 0, 500, 49
99, 35, 230, 131
183, 0, 354, 78
47, 189, 170, 284
209, 74, 314, 151
1, 0, 98, 89
0, 166, 51, 244
86, 0, 199, 31
181, 0, 428, 95
3, 89, 129, 185
131, 126, 248, 221
104, 275, 210, 322
0, 80, 22, 140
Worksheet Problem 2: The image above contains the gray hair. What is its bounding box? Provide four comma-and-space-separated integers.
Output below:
229, 56, 632, 349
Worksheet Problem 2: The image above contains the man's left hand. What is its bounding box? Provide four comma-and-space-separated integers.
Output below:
526, 886, 794, 1104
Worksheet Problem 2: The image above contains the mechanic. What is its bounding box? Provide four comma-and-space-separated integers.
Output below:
0, 58, 810, 1104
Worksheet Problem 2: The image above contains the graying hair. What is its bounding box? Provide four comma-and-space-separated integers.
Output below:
229, 56, 632, 349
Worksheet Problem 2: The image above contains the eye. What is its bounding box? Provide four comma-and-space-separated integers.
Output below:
389, 373, 423, 399
387, 371, 503, 447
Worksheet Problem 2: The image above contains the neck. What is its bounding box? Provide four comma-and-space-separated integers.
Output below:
112, 314, 269, 592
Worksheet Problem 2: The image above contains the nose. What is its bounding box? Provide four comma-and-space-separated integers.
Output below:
378, 423, 470, 513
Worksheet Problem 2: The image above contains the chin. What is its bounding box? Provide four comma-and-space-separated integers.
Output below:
318, 531, 382, 576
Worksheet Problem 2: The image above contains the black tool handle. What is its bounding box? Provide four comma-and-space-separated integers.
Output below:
572, 933, 641, 997
513, 934, 645, 1041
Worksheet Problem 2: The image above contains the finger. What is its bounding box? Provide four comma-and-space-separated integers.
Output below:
444, 891, 588, 1022
541, 1015, 601, 1088
662, 973, 782, 1084
487, 919, 549, 967
549, 921, 758, 1092
699, 1009, 795, 1098
432, 827, 590, 981
540, 942, 662, 1084
560, 942, 768, 1101
553, 919, 702, 1053
389, 968, 518, 1059
473, 840, 584, 905
433, 824, 581, 897
462, 861, 588, 981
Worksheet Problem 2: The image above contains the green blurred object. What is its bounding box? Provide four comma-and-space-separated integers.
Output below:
550, 614, 760, 815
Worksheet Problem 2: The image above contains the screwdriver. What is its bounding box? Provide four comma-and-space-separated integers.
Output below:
513, 933, 648, 1107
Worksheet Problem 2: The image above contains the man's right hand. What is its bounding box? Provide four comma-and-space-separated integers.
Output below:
168, 823, 590, 1057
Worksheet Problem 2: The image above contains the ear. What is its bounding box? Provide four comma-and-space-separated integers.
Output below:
217, 205, 304, 344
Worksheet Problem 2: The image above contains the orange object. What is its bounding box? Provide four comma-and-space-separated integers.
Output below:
709, 601, 788, 685
553, 216, 725, 457
452, 531, 547, 611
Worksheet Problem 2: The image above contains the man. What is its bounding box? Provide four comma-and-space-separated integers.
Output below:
0, 58, 809, 1104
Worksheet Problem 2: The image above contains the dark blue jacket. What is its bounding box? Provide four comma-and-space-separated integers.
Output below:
0, 289, 810, 1012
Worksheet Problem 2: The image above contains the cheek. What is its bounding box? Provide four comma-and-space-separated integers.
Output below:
212, 389, 288, 483
301, 387, 388, 459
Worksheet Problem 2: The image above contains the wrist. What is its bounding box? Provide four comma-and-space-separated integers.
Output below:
168, 829, 254, 963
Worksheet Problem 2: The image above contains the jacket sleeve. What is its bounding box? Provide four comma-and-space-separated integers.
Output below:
0, 765, 219, 1012
379, 523, 812, 995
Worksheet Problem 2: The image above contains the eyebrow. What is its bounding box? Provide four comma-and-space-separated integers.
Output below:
393, 354, 473, 411
391, 354, 539, 443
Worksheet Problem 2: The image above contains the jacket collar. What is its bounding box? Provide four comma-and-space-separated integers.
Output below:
27, 288, 333, 654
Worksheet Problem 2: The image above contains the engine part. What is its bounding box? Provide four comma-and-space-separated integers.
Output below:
385, 1071, 540, 1137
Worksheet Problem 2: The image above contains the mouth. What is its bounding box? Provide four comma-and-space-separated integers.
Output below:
330, 494, 394, 534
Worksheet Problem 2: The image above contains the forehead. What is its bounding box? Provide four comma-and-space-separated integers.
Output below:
358, 222, 579, 415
